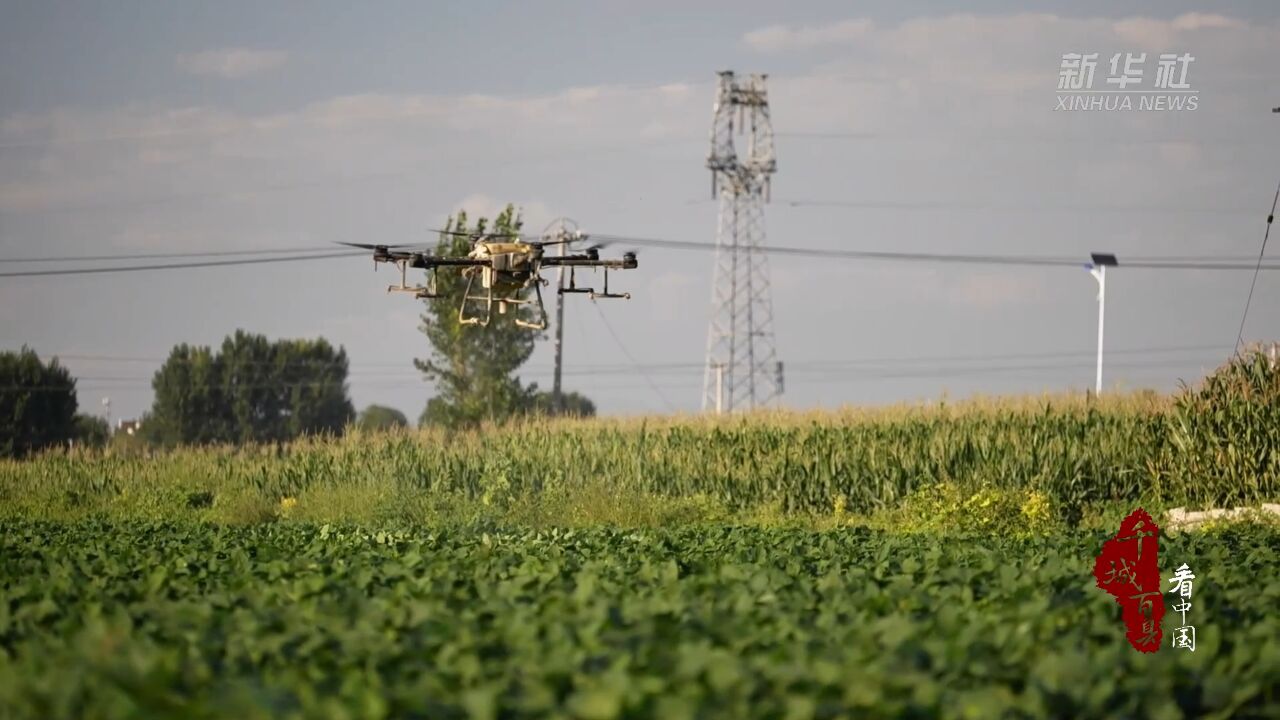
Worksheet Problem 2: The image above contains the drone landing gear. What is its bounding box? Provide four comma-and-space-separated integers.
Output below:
559, 267, 631, 300
513, 282, 549, 331
458, 273, 549, 331
458, 272, 492, 327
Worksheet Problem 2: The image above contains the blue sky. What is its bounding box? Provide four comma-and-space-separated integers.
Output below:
3, 1, 1280, 422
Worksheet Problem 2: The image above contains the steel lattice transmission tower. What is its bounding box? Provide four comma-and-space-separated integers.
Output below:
702, 70, 783, 414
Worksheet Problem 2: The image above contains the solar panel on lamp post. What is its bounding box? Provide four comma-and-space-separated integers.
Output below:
1086, 253, 1119, 396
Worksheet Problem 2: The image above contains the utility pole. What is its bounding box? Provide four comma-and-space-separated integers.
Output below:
775, 360, 784, 408
713, 363, 725, 415
703, 70, 783, 413
545, 217, 580, 413
1087, 253, 1118, 396
553, 240, 566, 413
102, 397, 111, 435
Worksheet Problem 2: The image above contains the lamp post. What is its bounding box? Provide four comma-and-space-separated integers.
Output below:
1086, 253, 1118, 396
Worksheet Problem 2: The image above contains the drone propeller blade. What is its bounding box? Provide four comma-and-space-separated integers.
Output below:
335, 242, 419, 250
432, 228, 528, 240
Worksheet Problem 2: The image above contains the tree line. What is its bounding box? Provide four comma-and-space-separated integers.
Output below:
0, 205, 596, 458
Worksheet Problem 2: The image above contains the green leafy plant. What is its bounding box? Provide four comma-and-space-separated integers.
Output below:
1, 521, 1276, 718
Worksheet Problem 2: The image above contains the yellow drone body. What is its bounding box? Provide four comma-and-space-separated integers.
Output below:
466, 241, 541, 293
342, 232, 637, 331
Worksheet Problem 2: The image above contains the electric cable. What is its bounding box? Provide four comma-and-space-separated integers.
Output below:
1233, 180, 1279, 353
0, 251, 362, 277
588, 299, 677, 412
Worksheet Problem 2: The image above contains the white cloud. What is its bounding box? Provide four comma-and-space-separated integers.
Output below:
1114, 13, 1248, 50
1172, 13, 1246, 31
745, 12, 1252, 58
176, 48, 288, 79
0, 79, 709, 213
5, 12, 1277, 220
743, 19, 874, 52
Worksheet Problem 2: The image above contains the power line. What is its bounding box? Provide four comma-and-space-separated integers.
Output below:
786, 356, 1223, 381
544, 366, 1209, 393
0, 251, 362, 278
6, 232, 1280, 273
4, 116, 1247, 152
39, 342, 1229, 371
593, 233, 1280, 270
684, 194, 1265, 216
46, 352, 416, 368
0, 242, 1132, 269
735, 343, 1229, 370
32, 340, 1228, 376
595, 233, 1078, 267
556, 356, 1226, 388
0, 246, 332, 264
2, 380, 368, 392
1234, 180, 1279, 353
588, 299, 676, 412
775, 198, 1261, 216
4, 233, 1278, 280
1119, 260, 1280, 270
21, 354, 1228, 394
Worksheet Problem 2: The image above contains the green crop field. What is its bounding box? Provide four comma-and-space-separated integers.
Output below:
3, 521, 1279, 719
2, 387, 1277, 532
2, 353, 1279, 719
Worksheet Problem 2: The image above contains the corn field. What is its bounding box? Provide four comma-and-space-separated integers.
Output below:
4, 349, 1278, 524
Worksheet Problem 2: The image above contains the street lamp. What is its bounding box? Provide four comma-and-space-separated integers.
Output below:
1086, 253, 1118, 396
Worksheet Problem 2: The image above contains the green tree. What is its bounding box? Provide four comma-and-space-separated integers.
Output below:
144, 344, 227, 446
0, 347, 78, 458
220, 331, 354, 443
143, 331, 354, 446
528, 389, 597, 418
73, 413, 110, 448
416, 207, 542, 429
219, 331, 282, 443
357, 404, 410, 432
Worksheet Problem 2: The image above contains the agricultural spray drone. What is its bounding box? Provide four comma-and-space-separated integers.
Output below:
341, 228, 637, 331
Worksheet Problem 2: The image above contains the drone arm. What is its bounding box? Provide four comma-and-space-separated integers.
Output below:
543, 256, 638, 270
409, 256, 491, 269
